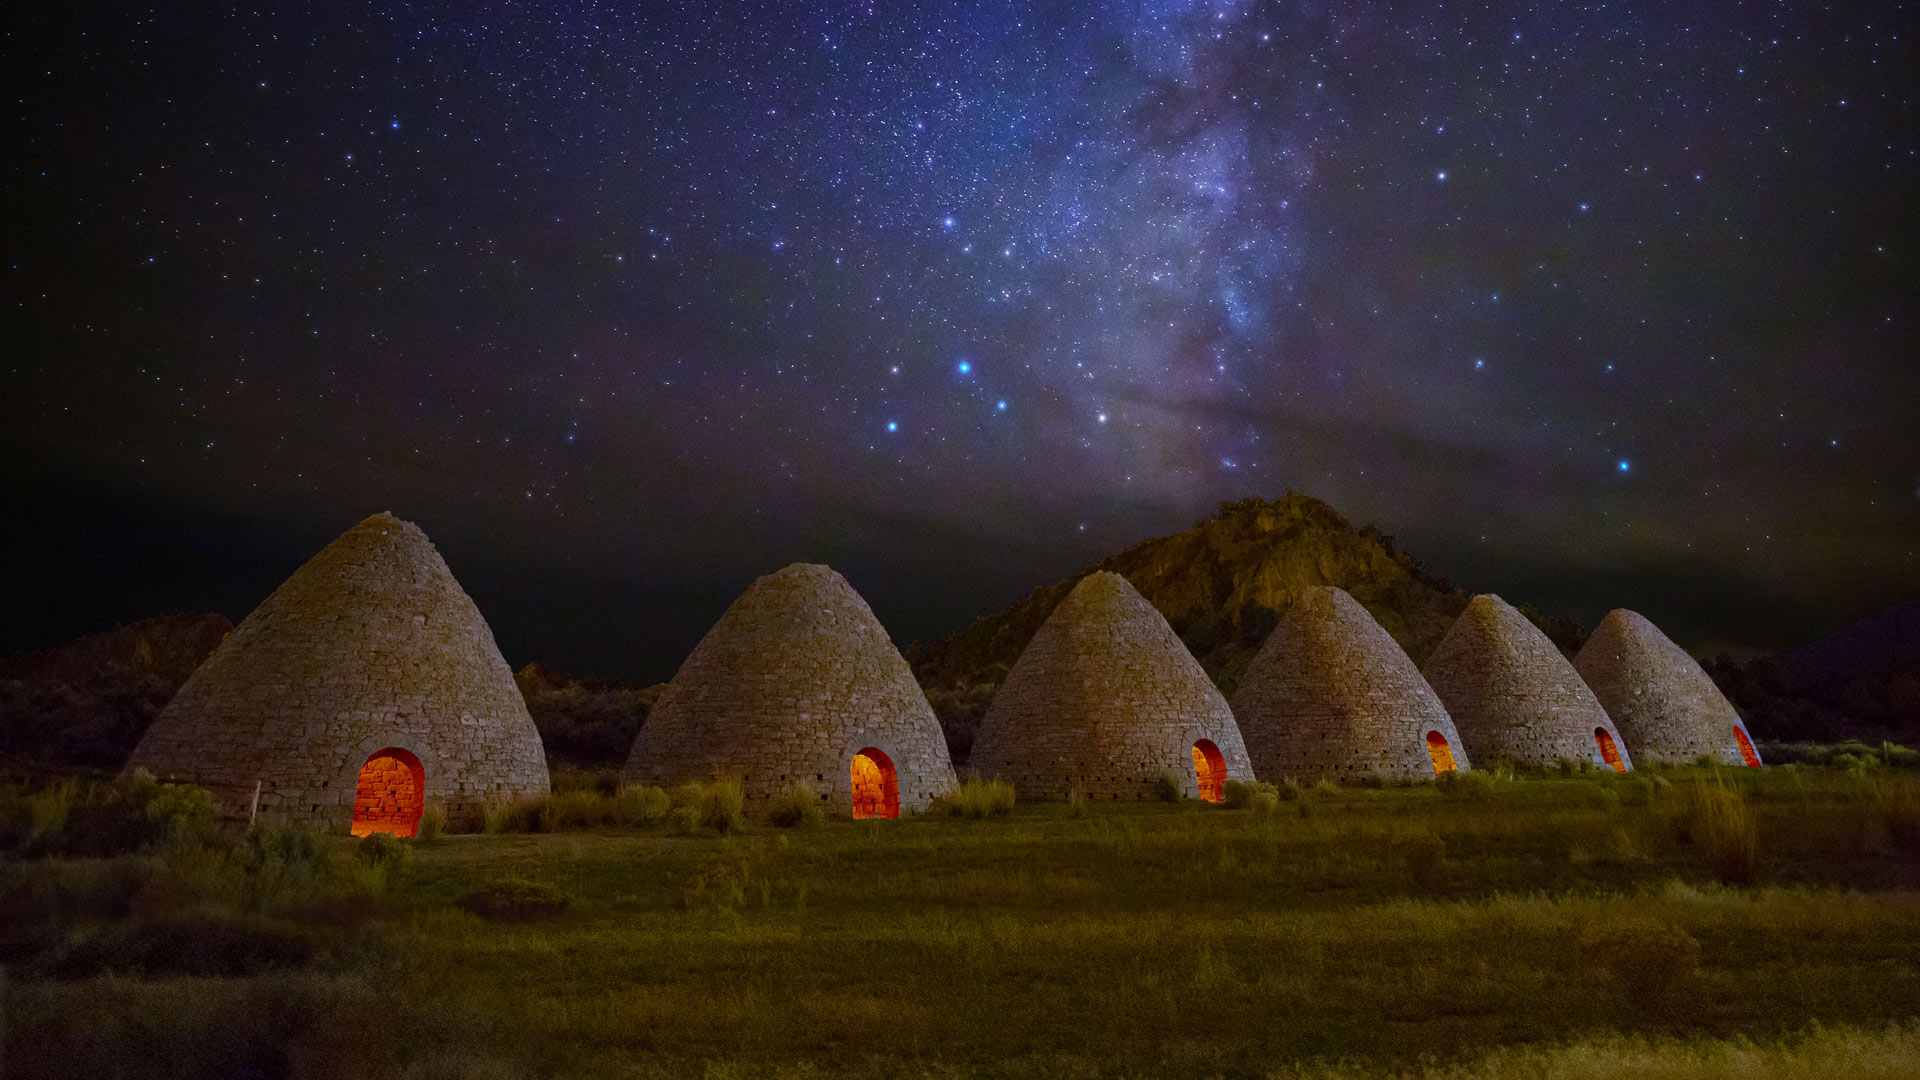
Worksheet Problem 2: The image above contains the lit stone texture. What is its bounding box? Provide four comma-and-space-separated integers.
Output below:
1574, 609, 1754, 766
622, 564, 956, 814
1422, 594, 1631, 771
123, 513, 551, 831
971, 571, 1253, 800
1233, 586, 1469, 782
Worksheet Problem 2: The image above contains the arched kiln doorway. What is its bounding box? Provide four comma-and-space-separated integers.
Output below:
851, 747, 900, 819
1191, 740, 1227, 803
1593, 728, 1627, 774
1733, 725, 1762, 767
1425, 731, 1458, 774
352, 747, 425, 837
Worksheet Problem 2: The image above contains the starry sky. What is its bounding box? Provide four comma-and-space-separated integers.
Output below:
5, 1, 1917, 679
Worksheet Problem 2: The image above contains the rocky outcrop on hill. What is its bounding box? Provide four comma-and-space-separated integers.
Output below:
908, 495, 1492, 763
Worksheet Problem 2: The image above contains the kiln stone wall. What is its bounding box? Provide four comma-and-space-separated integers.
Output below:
970, 571, 1253, 800
623, 563, 956, 814
1233, 587, 1468, 782
1422, 594, 1631, 771
124, 513, 550, 831
1574, 609, 1748, 765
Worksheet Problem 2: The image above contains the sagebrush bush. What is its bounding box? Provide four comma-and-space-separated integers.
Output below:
932, 779, 1016, 819
1221, 779, 1278, 809
1150, 774, 1184, 802
354, 832, 410, 872
1394, 828, 1453, 893
611, 784, 672, 827
768, 783, 826, 828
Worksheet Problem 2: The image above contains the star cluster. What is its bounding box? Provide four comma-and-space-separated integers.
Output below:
5, 1, 1917, 674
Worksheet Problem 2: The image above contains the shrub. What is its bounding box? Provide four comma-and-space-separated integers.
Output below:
1150, 774, 1184, 802
1436, 769, 1494, 800
145, 783, 222, 849
1066, 789, 1088, 818
767, 783, 826, 828
456, 879, 569, 922
50, 912, 316, 978
1683, 780, 1759, 885
932, 779, 1017, 819
1221, 780, 1277, 809
671, 779, 745, 834
354, 832, 410, 872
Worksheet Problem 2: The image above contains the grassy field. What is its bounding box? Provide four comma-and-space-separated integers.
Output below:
6, 764, 1920, 1078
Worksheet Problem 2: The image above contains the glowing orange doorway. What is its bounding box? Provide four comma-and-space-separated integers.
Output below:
1593, 728, 1627, 773
1191, 740, 1227, 803
851, 747, 900, 819
352, 747, 424, 837
1425, 731, 1458, 774
1733, 725, 1762, 767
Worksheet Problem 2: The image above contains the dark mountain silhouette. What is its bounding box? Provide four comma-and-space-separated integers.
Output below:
1707, 599, 1920, 743
0, 613, 232, 772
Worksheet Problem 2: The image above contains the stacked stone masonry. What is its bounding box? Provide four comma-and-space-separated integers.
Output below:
124, 512, 551, 832
1233, 586, 1470, 782
1422, 594, 1632, 771
1574, 609, 1752, 766
970, 571, 1254, 800
623, 564, 956, 814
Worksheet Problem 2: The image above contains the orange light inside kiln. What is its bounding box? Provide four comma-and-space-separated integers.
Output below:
1425, 730, 1457, 774
1191, 740, 1226, 803
1734, 725, 1762, 767
851, 747, 899, 819
1593, 728, 1627, 773
351, 747, 424, 837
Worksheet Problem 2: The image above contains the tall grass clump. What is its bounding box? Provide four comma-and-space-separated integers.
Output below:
767, 783, 826, 828
930, 778, 1016, 819
1151, 773, 1184, 802
1873, 778, 1920, 851
672, 778, 745, 834
1436, 768, 1495, 800
1680, 779, 1758, 885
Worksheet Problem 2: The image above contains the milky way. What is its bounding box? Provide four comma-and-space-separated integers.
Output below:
6, 2, 1917, 676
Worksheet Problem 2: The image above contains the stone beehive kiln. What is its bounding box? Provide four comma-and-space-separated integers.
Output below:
1574, 609, 1757, 766
623, 563, 956, 815
1232, 586, 1469, 782
124, 512, 550, 832
1422, 594, 1632, 771
970, 571, 1253, 801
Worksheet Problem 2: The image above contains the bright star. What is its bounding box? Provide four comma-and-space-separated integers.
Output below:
1618, 460, 1631, 472
886, 421, 898, 433
996, 401, 1007, 411
1436, 170, 1447, 181
957, 360, 970, 374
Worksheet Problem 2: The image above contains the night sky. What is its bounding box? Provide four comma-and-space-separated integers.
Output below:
6, 2, 1917, 681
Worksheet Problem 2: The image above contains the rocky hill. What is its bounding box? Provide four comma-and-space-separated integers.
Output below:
0, 613, 232, 773
906, 495, 1585, 762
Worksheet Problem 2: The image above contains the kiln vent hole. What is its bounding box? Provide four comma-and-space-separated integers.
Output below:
351, 747, 424, 837
851, 747, 899, 819
1733, 725, 1762, 767
1593, 728, 1627, 773
1191, 740, 1226, 803
1425, 731, 1457, 774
